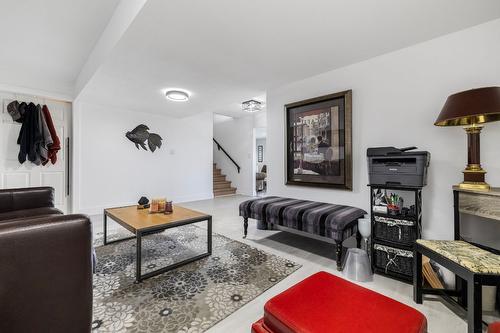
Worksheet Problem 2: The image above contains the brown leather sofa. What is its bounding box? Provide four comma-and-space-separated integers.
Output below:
0, 187, 92, 333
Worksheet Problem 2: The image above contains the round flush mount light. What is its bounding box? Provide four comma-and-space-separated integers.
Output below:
165, 89, 190, 102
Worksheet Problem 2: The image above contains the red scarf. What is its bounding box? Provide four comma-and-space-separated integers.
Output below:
41, 105, 61, 165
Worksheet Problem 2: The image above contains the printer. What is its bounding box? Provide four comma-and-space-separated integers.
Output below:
367, 146, 430, 187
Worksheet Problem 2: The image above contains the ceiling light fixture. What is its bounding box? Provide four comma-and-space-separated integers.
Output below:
242, 99, 262, 113
165, 89, 190, 102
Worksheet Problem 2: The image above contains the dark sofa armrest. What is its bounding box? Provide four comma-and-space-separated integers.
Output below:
0, 187, 55, 213
0, 214, 92, 333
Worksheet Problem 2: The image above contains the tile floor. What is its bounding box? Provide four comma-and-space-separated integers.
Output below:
91, 195, 496, 333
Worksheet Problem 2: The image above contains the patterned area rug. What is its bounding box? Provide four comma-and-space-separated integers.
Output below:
92, 225, 300, 332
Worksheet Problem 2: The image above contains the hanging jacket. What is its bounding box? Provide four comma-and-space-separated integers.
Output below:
41, 105, 61, 165
17, 103, 42, 165
37, 104, 53, 162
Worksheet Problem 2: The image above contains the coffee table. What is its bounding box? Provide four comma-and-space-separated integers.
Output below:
103, 205, 212, 283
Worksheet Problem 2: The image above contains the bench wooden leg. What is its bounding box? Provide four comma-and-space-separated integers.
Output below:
335, 242, 343, 271
243, 218, 248, 239
467, 279, 482, 333
413, 248, 423, 304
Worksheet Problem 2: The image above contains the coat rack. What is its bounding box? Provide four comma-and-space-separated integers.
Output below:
5, 99, 62, 166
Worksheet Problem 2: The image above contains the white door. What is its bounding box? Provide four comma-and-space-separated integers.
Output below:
0, 91, 72, 213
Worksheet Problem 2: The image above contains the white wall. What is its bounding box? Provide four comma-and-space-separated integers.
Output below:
267, 19, 500, 240
76, 102, 213, 215
253, 109, 267, 128
213, 114, 254, 195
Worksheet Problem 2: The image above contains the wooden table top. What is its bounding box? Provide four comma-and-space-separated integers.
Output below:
104, 205, 211, 233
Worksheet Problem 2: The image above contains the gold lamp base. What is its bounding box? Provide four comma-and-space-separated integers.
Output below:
460, 166, 490, 191
456, 125, 491, 191
458, 181, 490, 191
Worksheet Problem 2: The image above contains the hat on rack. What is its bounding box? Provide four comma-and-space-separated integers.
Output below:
7, 101, 23, 123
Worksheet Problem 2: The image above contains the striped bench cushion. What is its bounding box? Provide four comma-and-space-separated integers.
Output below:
282, 201, 325, 230
240, 197, 366, 242
324, 205, 369, 241
265, 198, 304, 225
239, 196, 288, 221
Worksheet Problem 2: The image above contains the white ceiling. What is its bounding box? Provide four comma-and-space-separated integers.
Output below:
2, 0, 500, 115
0, 0, 120, 97
79, 0, 500, 117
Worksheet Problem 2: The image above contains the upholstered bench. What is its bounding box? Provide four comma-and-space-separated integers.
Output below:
252, 271, 427, 333
489, 322, 500, 333
414, 240, 500, 333
416, 240, 500, 275
239, 197, 366, 270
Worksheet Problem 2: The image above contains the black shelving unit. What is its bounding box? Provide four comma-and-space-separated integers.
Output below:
369, 184, 422, 283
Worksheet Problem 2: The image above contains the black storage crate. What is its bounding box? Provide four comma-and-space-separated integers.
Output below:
373, 215, 417, 245
374, 243, 413, 277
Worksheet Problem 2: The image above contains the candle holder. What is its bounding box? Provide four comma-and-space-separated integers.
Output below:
165, 201, 173, 214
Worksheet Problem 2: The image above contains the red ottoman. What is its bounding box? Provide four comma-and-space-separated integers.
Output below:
252, 271, 427, 333
489, 322, 500, 333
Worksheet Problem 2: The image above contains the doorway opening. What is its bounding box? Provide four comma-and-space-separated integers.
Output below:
253, 127, 267, 197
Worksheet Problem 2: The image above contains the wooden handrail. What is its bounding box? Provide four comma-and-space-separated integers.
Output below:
213, 138, 241, 173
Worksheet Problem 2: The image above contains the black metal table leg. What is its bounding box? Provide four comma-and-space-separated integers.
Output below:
243, 217, 248, 238
103, 212, 136, 245
414, 248, 423, 304
136, 231, 142, 283
207, 217, 212, 254
457, 276, 468, 307
103, 211, 108, 245
134, 216, 212, 282
453, 190, 460, 241
467, 278, 482, 333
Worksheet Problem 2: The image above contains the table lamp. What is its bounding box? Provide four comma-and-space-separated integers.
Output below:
435, 87, 500, 191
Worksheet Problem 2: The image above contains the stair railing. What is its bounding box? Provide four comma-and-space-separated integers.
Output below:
213, 138, 241, 173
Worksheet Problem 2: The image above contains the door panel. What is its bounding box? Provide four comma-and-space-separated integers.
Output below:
40, 172, 64, 207
0, 91, 72, 213
48, 103, 65, 122
56, 126, 65, 162
2, 172, 30, 188
3, 123, 21, 161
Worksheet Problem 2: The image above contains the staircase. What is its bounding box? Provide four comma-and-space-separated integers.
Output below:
213, 163, 237, 197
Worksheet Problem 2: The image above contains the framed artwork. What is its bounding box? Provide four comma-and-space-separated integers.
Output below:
257, 145, 264, 162
285, 90, 352, 190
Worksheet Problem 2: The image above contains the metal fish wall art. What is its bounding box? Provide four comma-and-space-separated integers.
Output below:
125, 124, 163, 152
